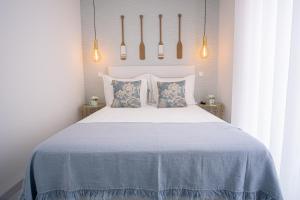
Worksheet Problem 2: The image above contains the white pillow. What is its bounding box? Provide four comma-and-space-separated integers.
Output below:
103, 74, 148, 106
150, 74, 197, 105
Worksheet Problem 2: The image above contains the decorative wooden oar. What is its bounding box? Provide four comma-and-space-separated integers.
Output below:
120, 15, 126, 60
177, 14, 183, 59
139, 15, 145, 60
158, 14, 164, 59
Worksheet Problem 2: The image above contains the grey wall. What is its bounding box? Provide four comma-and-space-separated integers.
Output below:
0, 0, 84, 195
217, 0, 234, 122
80, 0, 220, 103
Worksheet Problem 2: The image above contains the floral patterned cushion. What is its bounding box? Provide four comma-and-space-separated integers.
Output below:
157, 80, 187, 108
111, 80, 141, 108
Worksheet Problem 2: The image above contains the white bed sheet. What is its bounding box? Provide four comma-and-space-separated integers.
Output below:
79, 105, 223, 123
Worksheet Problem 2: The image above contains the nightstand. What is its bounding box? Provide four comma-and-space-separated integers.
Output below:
199, 103, 224, 119
81, 103, 106, 119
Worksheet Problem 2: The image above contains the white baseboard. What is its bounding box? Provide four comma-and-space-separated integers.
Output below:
0, 180, 23, 200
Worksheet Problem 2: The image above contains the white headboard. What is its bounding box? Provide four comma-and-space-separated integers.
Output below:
107, 65, 195, 78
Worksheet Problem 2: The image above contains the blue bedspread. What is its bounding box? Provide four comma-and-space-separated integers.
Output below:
20, 122, 283, 200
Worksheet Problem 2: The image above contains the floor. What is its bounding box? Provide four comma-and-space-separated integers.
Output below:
7, 191, 20, 200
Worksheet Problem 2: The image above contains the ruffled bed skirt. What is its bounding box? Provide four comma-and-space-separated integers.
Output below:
20, 188, 276, 200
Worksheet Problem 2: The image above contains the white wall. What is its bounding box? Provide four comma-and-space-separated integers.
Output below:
0, 0, 84, 195
217, 0, 234, 122
80, 0, 220, 103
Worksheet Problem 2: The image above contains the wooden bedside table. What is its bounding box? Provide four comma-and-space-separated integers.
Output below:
81, 103, 106, 119
199, 103, 224, 119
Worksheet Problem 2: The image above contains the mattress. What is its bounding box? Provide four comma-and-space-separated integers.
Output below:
79, 105, 223, 123
20, 106, 283, 200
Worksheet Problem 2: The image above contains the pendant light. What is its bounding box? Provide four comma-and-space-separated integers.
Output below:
201, 0, 208, 59
92, 0, 100, 62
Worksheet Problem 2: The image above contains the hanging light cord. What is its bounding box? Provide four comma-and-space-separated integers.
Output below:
203, 0, 207, 36
93, 0, 97, 40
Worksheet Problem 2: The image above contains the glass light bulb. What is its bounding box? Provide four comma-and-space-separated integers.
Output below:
93, 39, 101, 62
201, 35, 208, 59
94, 48, 100, 62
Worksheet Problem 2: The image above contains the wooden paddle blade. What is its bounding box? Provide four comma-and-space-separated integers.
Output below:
139, 42, 145, 60
139, 15, 145, 60
177, 14, 183, 59
177, 41, 183, 59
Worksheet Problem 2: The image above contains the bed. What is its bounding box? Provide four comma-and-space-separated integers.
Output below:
20, 66, 283, 200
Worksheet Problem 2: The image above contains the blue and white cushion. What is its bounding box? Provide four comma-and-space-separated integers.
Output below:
111, 80, 141, 108
157, 80, 187, 108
